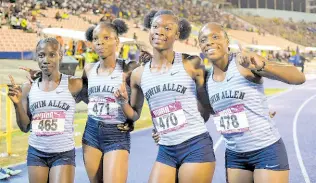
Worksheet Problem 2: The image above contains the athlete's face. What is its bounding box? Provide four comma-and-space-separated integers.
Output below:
149, 15, 180, 51
198, 24, 229, 62
92, 25, 119, 58
36, 42, 62, 76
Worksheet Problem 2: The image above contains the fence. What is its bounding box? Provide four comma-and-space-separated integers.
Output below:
0, 84, 14, 156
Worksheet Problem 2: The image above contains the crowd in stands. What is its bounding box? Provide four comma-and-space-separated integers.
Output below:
240, 15, 316, 47
0, 0, 315, 64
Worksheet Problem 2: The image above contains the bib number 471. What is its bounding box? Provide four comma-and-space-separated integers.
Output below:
93, 103, 110, 115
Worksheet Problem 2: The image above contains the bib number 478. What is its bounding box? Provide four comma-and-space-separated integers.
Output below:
220, 114, 239, 130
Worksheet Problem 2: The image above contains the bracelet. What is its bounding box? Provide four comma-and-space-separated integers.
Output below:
117, 98, 129, 105
256, 61, 266, 72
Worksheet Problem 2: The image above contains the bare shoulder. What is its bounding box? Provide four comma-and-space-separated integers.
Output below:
131, 64, 146, 86
21, 82, 32, 93
67, 75, 83, 95
84, 62, 97, 75
68, 76, 82, 86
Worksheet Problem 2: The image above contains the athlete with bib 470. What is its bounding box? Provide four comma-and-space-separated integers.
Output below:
7, 38, 83, 183
199, 23, 305, 183
115, 10, 216, 183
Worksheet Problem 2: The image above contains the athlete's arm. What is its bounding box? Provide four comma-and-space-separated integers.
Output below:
115, 67, 145, 122
253, 60, 305, 85
8, 76, 32, 133
183, 54, 213, 122
69, 76, 83, 98
237, 48, 305, 85
75, 63, 95, 104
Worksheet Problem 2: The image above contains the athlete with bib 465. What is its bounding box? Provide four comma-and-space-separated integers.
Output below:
7, 38, 83, 183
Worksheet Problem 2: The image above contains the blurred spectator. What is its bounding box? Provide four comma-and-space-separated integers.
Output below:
55, 11, 61, 21
133, 32, 137, 41
82, 48, 99, 64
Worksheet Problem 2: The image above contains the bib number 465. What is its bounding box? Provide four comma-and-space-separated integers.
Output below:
38, 119, 58, 131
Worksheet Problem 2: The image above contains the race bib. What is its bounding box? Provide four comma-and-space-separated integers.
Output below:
88, 96, 119, 119
151, 101, 187, 134
213, 104, 249, 134
32, 111, 65, 136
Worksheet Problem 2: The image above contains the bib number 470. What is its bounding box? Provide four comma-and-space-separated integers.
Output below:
220, 114, 239, 130
38, 119, 58, 131
155, 113, 178, 130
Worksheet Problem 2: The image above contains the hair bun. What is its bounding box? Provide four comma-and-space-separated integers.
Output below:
144, 10, 157, 29
85, 26, 95, 41
178, 18, 191, 40
112, 19, 128, 35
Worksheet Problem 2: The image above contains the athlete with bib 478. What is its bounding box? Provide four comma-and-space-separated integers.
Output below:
200, 23, 305, 183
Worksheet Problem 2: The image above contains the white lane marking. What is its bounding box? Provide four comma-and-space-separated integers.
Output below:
292, 94, 316, 183
213, 136, 223, 151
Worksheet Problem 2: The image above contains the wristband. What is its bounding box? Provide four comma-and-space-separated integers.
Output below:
117, 99, 129, 105
256, 61, 266, 72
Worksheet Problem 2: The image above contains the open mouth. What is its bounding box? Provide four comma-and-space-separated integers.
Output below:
96, 48, 104, 54
41, 66, 52, 71
205, 48, 216, 54
152, 37, 167, 42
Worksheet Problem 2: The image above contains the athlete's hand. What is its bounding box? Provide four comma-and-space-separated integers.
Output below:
139, 50, 152, 65
269, 111, 276, 118
237, 44, 265, 71
114, 73, 129, 104
152, 129, 160, 144
19, 66, 41, 82
117, 122, 134, 132
7, 75, 22, 104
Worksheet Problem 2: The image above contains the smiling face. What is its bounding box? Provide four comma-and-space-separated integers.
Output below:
199, 23, 229, 62
36, 41, 62, 76
92, 24, 119, 58
149, 14, 180, 51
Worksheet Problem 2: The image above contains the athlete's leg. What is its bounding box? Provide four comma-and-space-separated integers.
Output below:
178, 162, 215, 183
83, 144, 103, 183
254, 170, 289, 183
254, 139, 289, 183
225, 147, 254, 183
28, 166, 49, 183
27, 146, 50, 183
148, 162, 177, 183
102, 150, 129, 183
49, 165, 75, 183
226, 168, 253, 183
